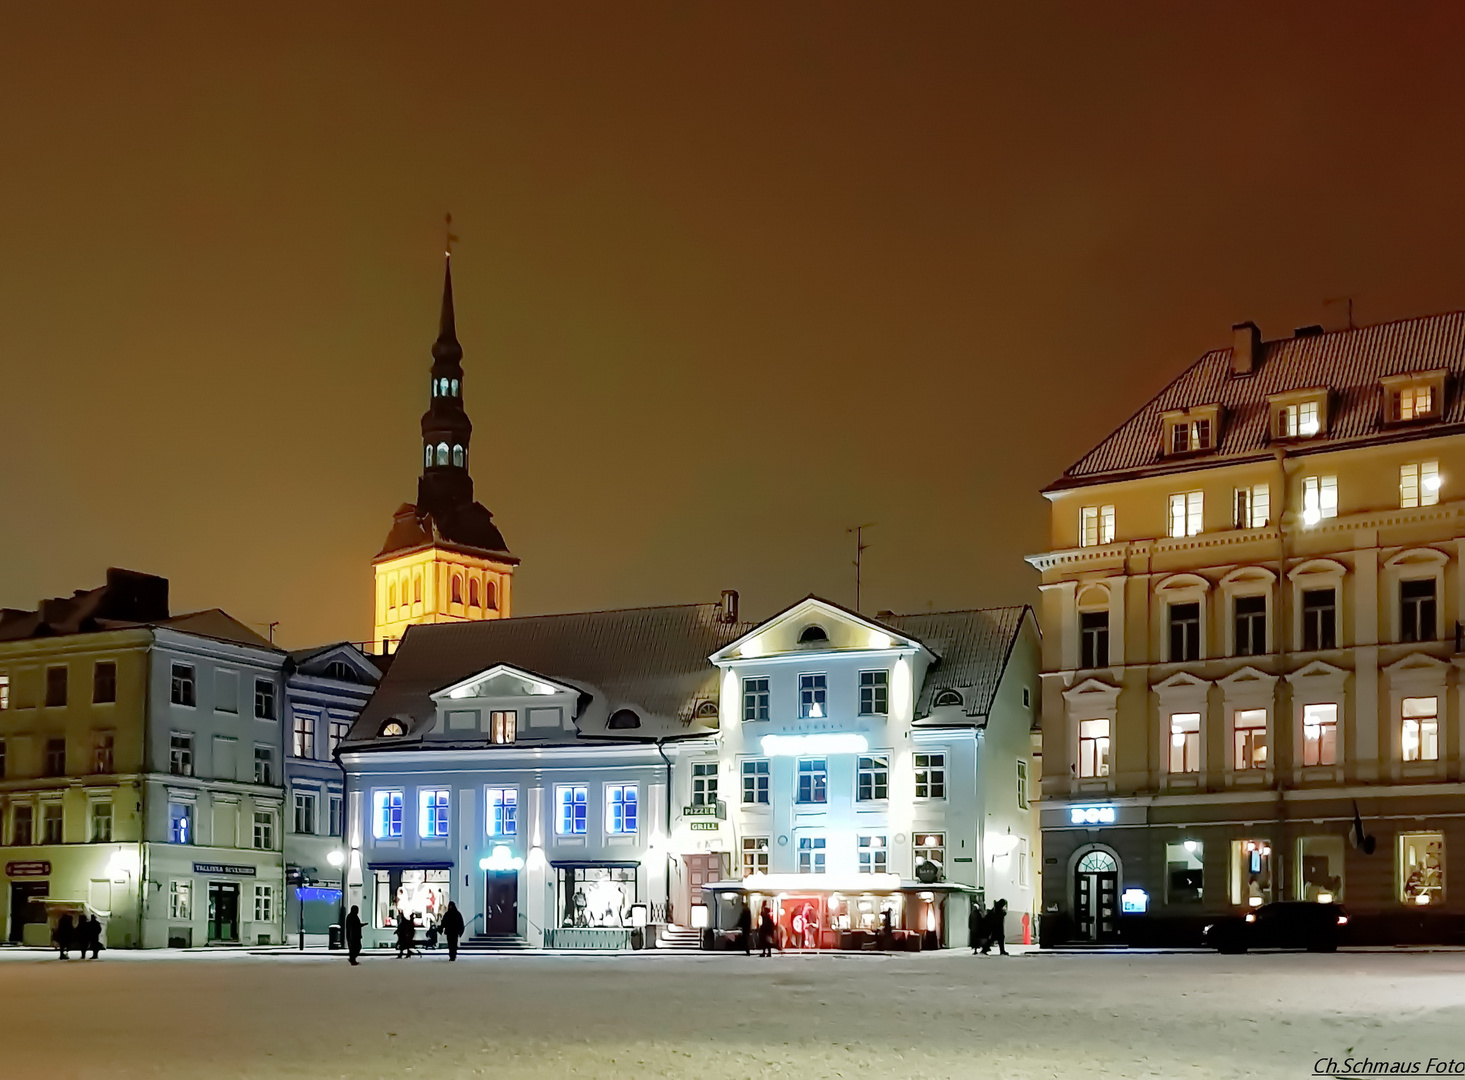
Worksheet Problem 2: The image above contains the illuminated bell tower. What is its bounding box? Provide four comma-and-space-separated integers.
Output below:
372, 255, 518, 651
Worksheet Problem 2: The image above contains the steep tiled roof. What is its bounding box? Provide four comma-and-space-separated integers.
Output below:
348, 603, 749, 745
886, 606, 1031, 720
1050, 312, 1465, 490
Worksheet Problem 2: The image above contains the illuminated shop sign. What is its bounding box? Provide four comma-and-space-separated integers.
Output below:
1121, 888, 1149, 913
1069, 806, 1117, 826
479, 845, 525, 872
193, 862, 257, 876
760, 733, 869, 756
689, 822, 719, 832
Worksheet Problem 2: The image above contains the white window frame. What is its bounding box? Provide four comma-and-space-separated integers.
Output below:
856, 754, 889, 801
486, 787, 518, 837
1080, 504, 1116, 548
858, 670, 889, 716
741, 759, 770, 805
556, 784, 589, 836
254, 884, 274, 922
914, 752, 946, 799
252, 810, 274, 851
293, 791, 316, 835
372, 789, 404, 839
169, 879, 192, 920
1233, 484, 1269, 529
1168, 491, 1204, 538
1301, 475, 1338, 525
742, 836, 770, 877
605, 783, 638, 835
742, 677, 770, 722
418, 789, 450, 838
691, 762, 718, 807
857, 834, 888, 875
798, 673, 827, 719
1400, 461, 1441, 508
797, 834, 827, 875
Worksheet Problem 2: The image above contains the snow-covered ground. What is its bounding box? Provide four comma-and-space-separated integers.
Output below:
2, 947, 1463, 1078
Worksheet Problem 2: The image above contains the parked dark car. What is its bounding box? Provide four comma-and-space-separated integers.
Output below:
1204, 902, 1348, 953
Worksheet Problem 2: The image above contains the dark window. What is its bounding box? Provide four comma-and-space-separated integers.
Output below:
92, 661, 117, 704
607, 709, 640, 730
171, 664, 196, 707
324, 661, 354, 683
1401, 578, 1438, 643
1302, 589, 1336, 651
1168, 602, 1201, 662
1233, 596, 1267, 657
798, 625, 829, 645
797, 759, 828, 804
1079, 611, 1109, 669
44, 738, 66, 777
254, 679, 276, 720
45, 666, 68, 707
169, 734, 193, 777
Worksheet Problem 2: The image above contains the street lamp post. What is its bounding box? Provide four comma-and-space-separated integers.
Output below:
326, 849, 346, 951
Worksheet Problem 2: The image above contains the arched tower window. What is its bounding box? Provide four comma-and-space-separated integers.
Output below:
486, 581, 498, 610
452, 445, 464, 467
388, 583, 397, 611
439, 377, 449, 397
436, 443, 449, 466
451, 574, 463, 604
468, 579, 481, 607
450, 379, 459, 396
413, 575, 422, 604
424, 444, 433, 468
430, 377, 437, 398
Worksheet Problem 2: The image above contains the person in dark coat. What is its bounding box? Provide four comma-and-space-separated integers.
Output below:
967, 900, 986, 954
84, 915, 102, 959
736, 904, 753, 955
441, 902, 465, 961
345, 905, 364, 965
980, 899, 1009, 956
55, 913, 74, 960
757, 902, 776, 957
395, 911, 416, 958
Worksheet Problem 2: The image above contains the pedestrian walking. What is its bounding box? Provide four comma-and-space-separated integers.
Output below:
441, 901, 465, 961
345, 905, 363, 965
968, 900, 986, 954
55, 913, 74, 960
757, 902, 775, 958
85, 915, 102, 959
424, 920, 440, 951
980, 899, 1009, 956
737, 904, 752, 955
395, 911, 416, 958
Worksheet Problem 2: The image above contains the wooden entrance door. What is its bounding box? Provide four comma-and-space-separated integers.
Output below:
484, 870, 518, 934
208, 882, 239, 942
681, 854, 722, 924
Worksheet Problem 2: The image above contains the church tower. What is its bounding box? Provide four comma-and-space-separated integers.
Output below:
372, 255, 518, 652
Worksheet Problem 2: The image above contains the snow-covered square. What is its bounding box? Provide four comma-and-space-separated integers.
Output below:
2, 948, 1462, 1079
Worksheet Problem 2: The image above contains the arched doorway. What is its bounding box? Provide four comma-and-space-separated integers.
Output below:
1074, 849, 1119, 942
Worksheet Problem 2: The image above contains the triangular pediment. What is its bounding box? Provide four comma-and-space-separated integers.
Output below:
1385, 652, 1451, 677
1285, 659, 1349, 686
293, 642, 382, 685
431, 663, 579, 702
1217, 665, 1278, 691
1062, 677, 1121, 706
1153, 671, 1212, 693
710, 595, 935, 663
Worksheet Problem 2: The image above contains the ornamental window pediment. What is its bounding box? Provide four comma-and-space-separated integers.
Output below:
1062, 677, 1121, 714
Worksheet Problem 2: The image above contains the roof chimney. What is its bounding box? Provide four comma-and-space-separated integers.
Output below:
720, 590, 739, 624
1231, 321, 1261, 375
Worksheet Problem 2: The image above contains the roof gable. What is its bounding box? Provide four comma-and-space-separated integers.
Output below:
431, 663, 579, 702
710, 596, 932, 664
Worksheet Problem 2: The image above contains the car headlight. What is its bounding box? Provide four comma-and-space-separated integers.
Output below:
1244, 913, 1256, 923
1336, 915, 1348, 926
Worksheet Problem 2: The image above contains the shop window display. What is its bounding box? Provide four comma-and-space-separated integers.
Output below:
1229, 839, 1272, 907
1400, 832, 1444, 905
374, 868, 450, 930
1297, 835, 1344, 902
1165, 840, 1204, 904
557, 866, 637, 928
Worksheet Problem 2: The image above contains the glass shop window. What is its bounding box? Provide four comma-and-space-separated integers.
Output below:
1297, 835, 1345, 903
1400, 832, 1445, 906
1229, 839, 1272, 908
1165, 840, 1204, 904
556, 865, 637, 929
374, 868, 450, 930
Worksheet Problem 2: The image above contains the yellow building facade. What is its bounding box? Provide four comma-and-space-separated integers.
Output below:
372, 256, 518, 652
1032, 313, 1465, 945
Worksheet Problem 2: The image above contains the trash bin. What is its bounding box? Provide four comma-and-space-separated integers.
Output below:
328, 924, 343, 951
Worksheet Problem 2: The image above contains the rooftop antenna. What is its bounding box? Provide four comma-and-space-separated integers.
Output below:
847, 523, 875, 613
444, 212, 460, 258
267, 621, 279, 644
1324, 295, 1355, 330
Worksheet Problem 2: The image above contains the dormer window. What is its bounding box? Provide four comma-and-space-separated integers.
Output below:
1268, 388, 1328, 440
798, 625, 829, 645
380, 720, 406, 737
1161, 406, 1219, 457
933, 689, 963, 708
1383, 371, 1446, 424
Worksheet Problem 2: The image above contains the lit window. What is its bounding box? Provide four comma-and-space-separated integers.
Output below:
742, 837, 770, 877
424, 444, 433, 468
1168, 491, 1203, 538
1168, 712, 1201, 774
1080, 504, 1116, 547
1298, 835, 1345, 902
169, 734, 193, 777
93, 733, 114, 774
1278, 400, 1321, 438
914, 833, 945, 878
856, 755, 889, 801
254, 884, 274, 922
914, 753, 946, 798
858, 835, 888, 874
1400, 461, 1440, 509
294, 792, 315, 834
451, 378, 459, 396
1400, 832, 1444, 904
253, 811, 274, 850
798, 674, 827, 719
1230, 839, 1273, 908
171, 664, 196, 707
1078, 718, 1110, 778
372, 790, 404, 838
169, 881, 192, 920
419, 789, 450, 838
292, 714, 315, 759
490, 710, 516, 744
1166, 840, 1204, 903
692, 762, 718, 806
1301, 475, 1338, 525
169, 803, 192, 845
742, 677, 770, 722
606, 784, 638, 834
1401, 578, 1437, 643
1394, 385, 1435, 422
436, 443, 449, 466
557, 785, 588, 835
1302, 703, 1338, 766
1402, 696, 1439, 763
1234, 484, 1269, 529
42, 803, 62, 844
797, 836, 826, 874
452, 445, 464, 467
1234, 709, 1267, 770
858, 671, 889, 716
1016, 760, 1029, 810
796, 759, 827, 804
0, 675, 8, 710
487, 788, 517, 837
741, 760, 770, 804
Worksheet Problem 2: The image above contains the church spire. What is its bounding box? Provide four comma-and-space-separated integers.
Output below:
432, 255, 462, 365
419, 253, 473, 510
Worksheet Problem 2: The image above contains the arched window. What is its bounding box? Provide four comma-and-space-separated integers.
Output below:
380, 720, 407, 738
450, 379, 459, 396
1077, 851, 1118, 874
436, 443, 449, 466
452, 445, 464, 467
469, 579, 481, 607
413, 575, 422, 603
485, 581, 498, 610
430, 377, 437, 398
388, 583, 397, 611
439, 378, 449, 397
608, 709, 641, 730
933, 689, 963, 708
424, 444, 433, 468
451, 575, 463, 604
798, 624, 829, 645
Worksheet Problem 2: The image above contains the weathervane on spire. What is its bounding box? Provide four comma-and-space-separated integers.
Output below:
444, 212, 459, 257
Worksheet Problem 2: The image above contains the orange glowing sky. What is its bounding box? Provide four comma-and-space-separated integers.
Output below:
5, 4, 1465, 646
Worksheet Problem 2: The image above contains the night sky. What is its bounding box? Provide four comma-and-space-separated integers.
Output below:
6, 5, 1465, 647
